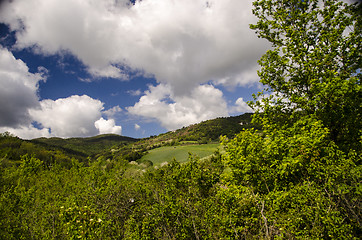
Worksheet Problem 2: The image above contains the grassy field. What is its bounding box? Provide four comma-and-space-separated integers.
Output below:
140, 143, 220, 166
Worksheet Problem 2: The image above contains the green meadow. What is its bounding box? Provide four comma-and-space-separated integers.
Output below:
140, 143, 220, 166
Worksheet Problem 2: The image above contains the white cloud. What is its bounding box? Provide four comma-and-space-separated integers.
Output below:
0, 0, 268, 94
230, 97, 253, 114
0, 0, 271, 137
2, 95, 124, 139
127, 89, 142, 96
127, 83, 228, 130
95, 117, 122, 135
29, 95, 104, 137
0, 46, 124, 139
103, 105, 122, 118
0, 125, 51, 140
0, 47, 46, 127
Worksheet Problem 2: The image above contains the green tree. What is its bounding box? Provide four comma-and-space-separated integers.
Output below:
250, 0, 361, 151
221, 0, 361, 238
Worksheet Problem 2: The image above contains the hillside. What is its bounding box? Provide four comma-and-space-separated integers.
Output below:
31, 134, 138, 156
18, 113, 255, 163
133, 113, 256, 149
0, 113, 254, 167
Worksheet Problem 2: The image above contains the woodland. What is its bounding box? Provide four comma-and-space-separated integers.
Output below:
0, 0, 361, 239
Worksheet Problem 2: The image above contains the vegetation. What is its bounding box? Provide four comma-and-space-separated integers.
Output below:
225, 0, 361, 237
31, 134, 138, 157
140, 143, 220, 166
0, 0, 360, 239
134, 113, 255, 148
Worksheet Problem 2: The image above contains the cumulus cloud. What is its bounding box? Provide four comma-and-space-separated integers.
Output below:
29, 95, 104, 137
0, 0, 268, 94
229, 97, 254, 114
127, 83, 228, 130
0, 0, 272, 137
0, 125, 51, 140
0, 47, 46, 127
95, 117, 122, 135
0, 45, 123, 139
0, 92, 123, 139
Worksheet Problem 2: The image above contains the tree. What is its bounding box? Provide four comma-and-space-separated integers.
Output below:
250, 0, 361, 152
221, 1, 361, 238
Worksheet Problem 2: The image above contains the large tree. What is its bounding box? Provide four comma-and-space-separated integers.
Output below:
222, 1, 361, 238
250, 0, 361, 151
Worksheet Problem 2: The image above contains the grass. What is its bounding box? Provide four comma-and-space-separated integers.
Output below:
140, 143, 220, 166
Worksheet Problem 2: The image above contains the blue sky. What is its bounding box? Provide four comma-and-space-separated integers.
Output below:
0, 0, 269, 139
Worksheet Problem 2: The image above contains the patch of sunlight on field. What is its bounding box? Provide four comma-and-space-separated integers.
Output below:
140, 143, 220, 166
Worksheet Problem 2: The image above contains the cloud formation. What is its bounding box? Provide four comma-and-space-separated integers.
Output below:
29, 95, 105, 137
0, 0, 270, 136
230, 97, 253, 114
0, 47, 45, 127
95, 117, 122, 135
0, 47, 123, 138
0, 0, 268, 95
127, 84, 228, 130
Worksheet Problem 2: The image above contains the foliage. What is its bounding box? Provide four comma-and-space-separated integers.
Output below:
0, 133, 84, 168
31, 134, 137, 157
133, 113, 256, 149
250, 0, 361, 152
213, 0, 362, 238
59, 205, 104, 239
222, 117, 361, 238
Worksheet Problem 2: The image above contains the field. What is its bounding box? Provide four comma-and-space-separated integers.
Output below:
140, 143, 220, 166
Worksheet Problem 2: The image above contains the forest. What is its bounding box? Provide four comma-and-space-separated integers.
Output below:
0, 0, 361, 239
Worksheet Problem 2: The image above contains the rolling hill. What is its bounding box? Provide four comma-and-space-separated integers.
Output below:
31, 134, 138, 156
0, 113, 255, 167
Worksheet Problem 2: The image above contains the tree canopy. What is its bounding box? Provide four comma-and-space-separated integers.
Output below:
250, 0, 361, 151
221, 0, 361, 238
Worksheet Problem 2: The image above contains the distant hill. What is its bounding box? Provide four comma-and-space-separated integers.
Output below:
1, 113, 255, 166
31, 134, 138, 156
133, 113, 256, 149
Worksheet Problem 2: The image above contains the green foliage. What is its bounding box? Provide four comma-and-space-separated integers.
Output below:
222, 116, 361, 238
214, 0, 362, 238
250, 0, 361, 152
31, 134, 137, 157
123, 153, 226, 239
59, 205, 104, 239
133, 113, 256, 150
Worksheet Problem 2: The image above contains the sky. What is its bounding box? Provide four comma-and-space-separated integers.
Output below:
0, 0, 270, 139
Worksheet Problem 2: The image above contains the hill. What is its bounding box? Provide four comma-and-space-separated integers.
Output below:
107, 113, 256, 163
1, 113, 255, 166
31, 134, 138, 156
133, 113, 256, 149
